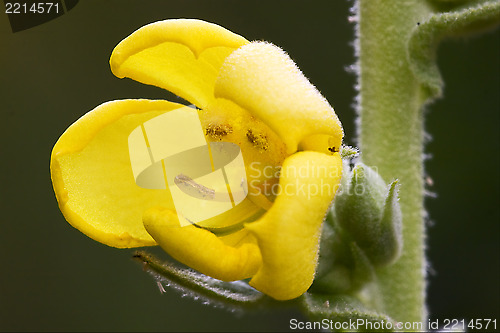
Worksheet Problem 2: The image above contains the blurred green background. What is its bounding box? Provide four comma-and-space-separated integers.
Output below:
0, 1, 498, 331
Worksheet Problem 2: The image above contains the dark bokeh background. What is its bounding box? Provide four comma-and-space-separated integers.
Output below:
0, 1, 498, 331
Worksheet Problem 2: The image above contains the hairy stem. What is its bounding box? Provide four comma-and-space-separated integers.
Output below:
355, 0, 433, 323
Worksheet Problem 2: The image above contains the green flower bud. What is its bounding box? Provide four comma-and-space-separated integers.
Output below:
333, 163, 403, 267
349, 241, 376, 290
313, 222, 354, 294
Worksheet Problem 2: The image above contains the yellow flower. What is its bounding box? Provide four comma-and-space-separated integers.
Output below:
50, 19, 343, 300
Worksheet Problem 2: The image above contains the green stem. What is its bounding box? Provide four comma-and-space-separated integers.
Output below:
355, 0, 433, 323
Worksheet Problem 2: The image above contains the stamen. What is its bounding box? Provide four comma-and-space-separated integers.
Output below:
205, 123, 233, 140
246, 129, 269, 151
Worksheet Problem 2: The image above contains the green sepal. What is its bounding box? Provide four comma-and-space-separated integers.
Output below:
313, 217, 378, 295
335, 163, 387, 234
313, 221, 353, 294
133, 251, 265, 310
302, 293, 395, 332
333, 163, 403, 267
349, 242, 376, 291
408, 0, 500, 99
315, 221, 339, 278
376, 181, 403, 266
311, 265, 353, 295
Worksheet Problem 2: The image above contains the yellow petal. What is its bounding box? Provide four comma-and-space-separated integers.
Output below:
143, 207, 262, 281
110, 19, 248, 109
51, 99, 187, 248
246, 151, 342, 300
214, 42, 343, 155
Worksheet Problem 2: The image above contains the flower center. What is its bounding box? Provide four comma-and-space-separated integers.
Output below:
197, 99, 288, 234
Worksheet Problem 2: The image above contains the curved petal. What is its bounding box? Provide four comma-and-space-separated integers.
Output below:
110, 19, 248, 109
246, 151, 342, 300
142, 207, 262, 281
214, 42, 343, 155
51, 99, 187, 248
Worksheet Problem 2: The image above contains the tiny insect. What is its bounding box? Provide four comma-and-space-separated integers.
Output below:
174, 173, 216, 200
